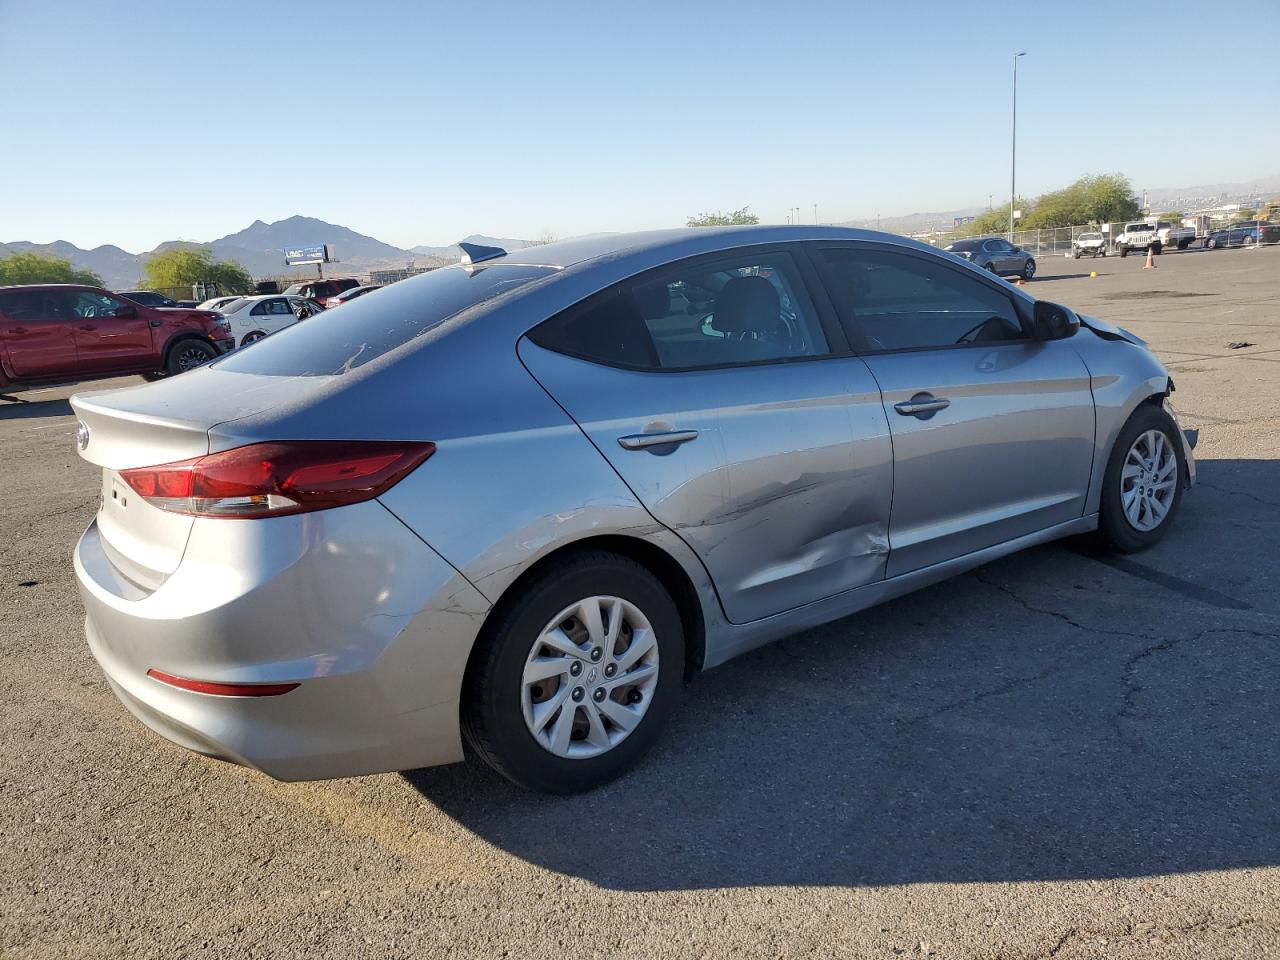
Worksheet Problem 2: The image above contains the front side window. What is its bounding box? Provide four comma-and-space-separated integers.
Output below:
62, 291, 130, 318
817, 247, 1025, 352
530, 251, 829, 370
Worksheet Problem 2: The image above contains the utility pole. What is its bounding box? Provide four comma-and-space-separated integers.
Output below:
1011, 51, 1026, 241
813, 203, 818, 224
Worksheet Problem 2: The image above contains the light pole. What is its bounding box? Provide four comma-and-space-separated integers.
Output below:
1010, 51, 1026, 241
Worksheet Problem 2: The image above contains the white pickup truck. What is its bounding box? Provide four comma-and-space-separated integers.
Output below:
1115, 220, 1172, 257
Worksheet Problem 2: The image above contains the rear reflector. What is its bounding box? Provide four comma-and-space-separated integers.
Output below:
147, 668, 300, 697
119, 439, 435, 519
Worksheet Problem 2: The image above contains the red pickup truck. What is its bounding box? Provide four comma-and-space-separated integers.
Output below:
0, 284, 234, 393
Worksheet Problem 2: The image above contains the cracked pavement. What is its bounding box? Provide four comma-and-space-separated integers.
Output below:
2, 247, 1278, 958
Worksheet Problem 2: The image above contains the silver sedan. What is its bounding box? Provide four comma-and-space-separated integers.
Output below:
72, 226, 1194, 793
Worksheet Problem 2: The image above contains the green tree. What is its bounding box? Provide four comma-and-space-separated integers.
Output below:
686, 206, 760, 227
1018, 173, 1139, 229
954, 200, 1032, 238
0, 251, 102, 286
143, 247, 253, 294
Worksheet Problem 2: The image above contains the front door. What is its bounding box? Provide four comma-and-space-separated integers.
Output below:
63, 290, 154, 372
519, 247, 894, 623
0, 288, 79, 379
812, 243, 1096, 577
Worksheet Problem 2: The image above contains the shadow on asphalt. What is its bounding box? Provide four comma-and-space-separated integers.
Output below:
405, 459, 1278, 890
0, 398, 73, 420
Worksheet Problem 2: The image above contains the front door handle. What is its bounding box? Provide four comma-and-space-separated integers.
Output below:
894, 393, 951, 418
617, 429, 699, 450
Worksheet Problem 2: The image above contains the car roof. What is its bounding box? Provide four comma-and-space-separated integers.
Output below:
0, 283, 104, 292
469, 225, 941, 271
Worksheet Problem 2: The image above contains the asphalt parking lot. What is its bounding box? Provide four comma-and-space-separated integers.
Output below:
2, 245, 1278, 959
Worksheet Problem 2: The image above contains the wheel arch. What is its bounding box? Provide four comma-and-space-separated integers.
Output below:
467, 533, 707, 685
159, 330, 212, 365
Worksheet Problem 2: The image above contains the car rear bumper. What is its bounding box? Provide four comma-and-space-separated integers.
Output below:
74, 499, 491, 781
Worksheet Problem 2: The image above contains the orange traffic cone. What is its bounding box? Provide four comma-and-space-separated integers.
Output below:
1143, 247, 1156, 269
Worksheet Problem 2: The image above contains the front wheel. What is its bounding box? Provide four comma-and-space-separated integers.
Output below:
1096, 404, 1185, 553
1119, 246, 1129, 258
1206, 237, 1218, 250
463, 552, 685, 793
166, 339, 218, 375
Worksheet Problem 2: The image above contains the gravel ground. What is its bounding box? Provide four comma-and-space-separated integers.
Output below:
2, 244, 1278, 959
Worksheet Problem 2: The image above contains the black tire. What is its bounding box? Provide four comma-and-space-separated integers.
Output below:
165, 339, 218, 376
1119, 246, 1129, 258
1096, 403, 1185, 554
141, 371, 167, 382
1073, 249, 1081, 259
985, 263, 998, 274
1021, 258, 1036, 280
1152, 241, 1162, 255
462, 551, 685, 794
1206, 237, 1218, 250
240, 331, 266, 347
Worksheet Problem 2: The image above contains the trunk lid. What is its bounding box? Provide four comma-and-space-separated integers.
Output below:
71, 366, 331, 592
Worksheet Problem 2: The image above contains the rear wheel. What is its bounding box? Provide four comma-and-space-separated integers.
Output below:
240, 331, 266, 347
1097, 404, 1184, 553
1021, 259, 1036, 280
166, 339, 218, 375
463, 552, 684, 793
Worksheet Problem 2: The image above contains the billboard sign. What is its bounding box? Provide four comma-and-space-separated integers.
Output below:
284, 244, 334, 266
952, 216, 975, 227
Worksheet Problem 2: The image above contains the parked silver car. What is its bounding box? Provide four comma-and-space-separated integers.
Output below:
944, 236, 1037, 280
72, 227, 1194, 793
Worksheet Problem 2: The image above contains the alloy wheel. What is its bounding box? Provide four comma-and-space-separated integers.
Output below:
1120, 429, 1177, 532
176, 346, 211, 372
521, 595, 659, 759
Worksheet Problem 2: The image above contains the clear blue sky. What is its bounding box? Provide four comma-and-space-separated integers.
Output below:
2, 0, 1276, 251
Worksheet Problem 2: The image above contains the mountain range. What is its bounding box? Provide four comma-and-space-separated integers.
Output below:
0, 216, 533, 290
4, 171, 1276, 290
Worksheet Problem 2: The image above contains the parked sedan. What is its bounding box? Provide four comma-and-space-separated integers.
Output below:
1205, 222, 1280, 249
325, 284, 382, 308
1072, 232, 1107, 258
119, 290, 179, 308
944, 236, 1037, 279
71, 227, 1193, 793
214, 294, 325, 347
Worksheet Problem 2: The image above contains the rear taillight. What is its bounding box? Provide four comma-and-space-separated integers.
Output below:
119, 440, 435, 519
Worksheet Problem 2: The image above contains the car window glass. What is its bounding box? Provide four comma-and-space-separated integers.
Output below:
268, 299, 293, 315
64, 291, 128, 318
531, 252, 829, 370
818, 248, 1025, 352
0, 290, 43, 320
215, 264, 552, 377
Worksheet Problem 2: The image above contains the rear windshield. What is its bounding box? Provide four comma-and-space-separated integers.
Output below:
214, 264, 552, 376
281, 283, 306, 295
946, 239, 981, 251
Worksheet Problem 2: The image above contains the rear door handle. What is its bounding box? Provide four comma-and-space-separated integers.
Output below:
617, 429, 699, 450
894, 393, 951, 417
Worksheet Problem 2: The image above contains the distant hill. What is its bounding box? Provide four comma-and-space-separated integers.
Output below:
0, 217, 518, 290
410, 234, 535, 260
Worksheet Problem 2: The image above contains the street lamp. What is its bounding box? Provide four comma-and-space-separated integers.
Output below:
1010, 51, 1026, 242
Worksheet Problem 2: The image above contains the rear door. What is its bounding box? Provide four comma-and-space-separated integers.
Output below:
812, 243, 1096, 576
519, 247, 894, 624
0, 289, 79, 379
66, 290, 155, 373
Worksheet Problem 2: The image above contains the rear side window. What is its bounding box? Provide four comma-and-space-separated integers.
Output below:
530, 251, 829, 370
0, 290, 43, 320
214, 264, 552, 376
817, 247, 1025, 352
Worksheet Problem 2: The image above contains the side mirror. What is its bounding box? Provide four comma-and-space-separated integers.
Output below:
1030, 300, 1079, 341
